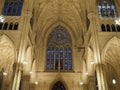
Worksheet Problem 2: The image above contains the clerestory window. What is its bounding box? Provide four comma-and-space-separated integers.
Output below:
2, 0, 23, 16
46, 26, 72, 71
97, 0, 117, 18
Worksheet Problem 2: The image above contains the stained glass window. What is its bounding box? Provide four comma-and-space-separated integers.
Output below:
2, 0, 23, 16
52, 81, 66, 90
97, 0, 117, 18
46, 26, 72, 71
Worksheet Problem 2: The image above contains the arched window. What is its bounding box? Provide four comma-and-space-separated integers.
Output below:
0, 23, 3, 30
116, 25, 120, 32
2, 0, 23, 16
101, 24, 106, 31
46, 26, 72, 71
9, 22, 13, 30
97, 0, 117, 18
106, 24, 111, 32
13, 22, 18, 30
111, 24, 116, 32
52, 81, 66, 90
3, 22, 8, 30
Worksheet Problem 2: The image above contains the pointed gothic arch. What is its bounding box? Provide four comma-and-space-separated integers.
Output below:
50, 80, 67, 90
99, 37, 120, 90
0, 34, 16, 89
52, 81, 66, 90
101, 36, 120, 63
46, 25, 72, 71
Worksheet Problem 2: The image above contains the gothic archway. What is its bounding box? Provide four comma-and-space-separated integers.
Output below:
0, 35, 15, 89
52, 81, 66, 90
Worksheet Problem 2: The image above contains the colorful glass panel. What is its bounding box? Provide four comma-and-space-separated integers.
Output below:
2, 0, 23, 16
46, 26, 72, 71
97, 0, 117, 18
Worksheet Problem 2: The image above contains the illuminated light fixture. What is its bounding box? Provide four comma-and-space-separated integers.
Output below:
3, 72, 7, 76
90, 61, 94, 65
29, 71, 33, 75
112, 79, 116, 84
0, 15, 5, 22
85, 72, 89, 75
80, 82, 83, 85
35, 81, 39, 85
115, 17, 120, 25
23, 60, 28, 65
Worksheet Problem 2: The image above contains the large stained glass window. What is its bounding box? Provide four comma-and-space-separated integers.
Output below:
52, 81, 66, 90
2, 0, 23, 16
97, 0, 117, 18
46, 26, 72, 71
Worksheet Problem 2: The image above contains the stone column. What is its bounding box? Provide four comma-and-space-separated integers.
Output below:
87, 13, 108, 90
88, 76, 96, 90
30, 83, 35, 90
21, 75, 30, 90
96, 65, 108, 90
82, 84, 89, 90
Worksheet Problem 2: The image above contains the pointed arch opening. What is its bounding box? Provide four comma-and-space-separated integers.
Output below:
0, 35, 15, 89
46, 25, 72, 71
52, 81, 66, 90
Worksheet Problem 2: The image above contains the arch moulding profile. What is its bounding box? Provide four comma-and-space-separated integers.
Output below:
101, 36, 120, 64
0, 34, 16, 61
41, 21, 77, 46
49, 79, 68, 90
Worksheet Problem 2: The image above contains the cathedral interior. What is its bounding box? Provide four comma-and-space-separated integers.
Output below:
0, 0, 120, 90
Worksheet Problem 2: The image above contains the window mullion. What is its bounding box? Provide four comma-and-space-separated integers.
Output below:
54, 47, 56, 70
63, 47, 65, 71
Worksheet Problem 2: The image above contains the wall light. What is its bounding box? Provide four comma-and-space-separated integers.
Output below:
29, 71, 33, 75
90, 61, 94, 65
80, 82, 83, 85
85, 72, 89, 75
112, 79, 116, 84
3, 72, 7, 76
0, 15, 5, 22
35, 81, 38, 85
23, 60, 28, 65
115, 17, 120, 25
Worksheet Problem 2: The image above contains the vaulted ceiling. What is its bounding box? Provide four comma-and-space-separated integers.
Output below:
33, 0, 87, 34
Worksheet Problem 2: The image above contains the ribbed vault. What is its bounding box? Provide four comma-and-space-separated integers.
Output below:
0, 35, 15, 83
33, 0, 86, 36
104, 37, 120, 76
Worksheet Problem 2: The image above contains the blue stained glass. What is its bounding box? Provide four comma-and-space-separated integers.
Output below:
46, 26, 72, 71
2, 0, 23, 16
97, 0, 117, 18
12, 2, 18, 15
